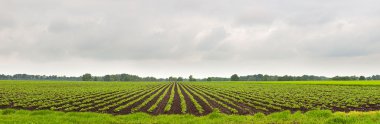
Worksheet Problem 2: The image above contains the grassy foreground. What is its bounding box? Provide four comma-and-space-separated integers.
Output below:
1, 109, 379, 124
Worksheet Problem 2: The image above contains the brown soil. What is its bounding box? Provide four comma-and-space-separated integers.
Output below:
86, 90, 145, 112
168, 83, 182, 114
183, 84, 232, 114
205, 86, 281, 114
181, 84, 213, 115
138, 84, 172, 112
178, 83, 199, 115
112, 84, 169, 114
151, 83, 174, 115
199, 89, 247, 114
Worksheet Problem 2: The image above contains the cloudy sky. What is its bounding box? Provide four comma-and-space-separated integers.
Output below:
1, 0, 380, 78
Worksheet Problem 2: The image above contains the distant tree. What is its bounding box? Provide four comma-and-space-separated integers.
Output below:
2, 73, 376, 81
177, 77, 183, 81
111, 75, 119, 81
372, 75, 380, 80
359, 76, 366, 80
120, 74, 128, 81
256, 74, 263, 81
82, 73, 92, 81
143, 76, 157, 81
231, 74, 239, 81
189, 75, 196, 81
169, 76, 177, 82
332, 76, 357, 81
207, 77, 212, 81
104, 75, 111, 81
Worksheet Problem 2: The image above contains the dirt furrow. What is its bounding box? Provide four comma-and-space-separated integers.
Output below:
112, 84, 169, 114
139, 83, 172, 112
212, 89, 274, 114
151, 83, 174, 115
86, 90, 146, 112
183, 84, 232, 114
37, 91, 118, 110
181, 84, 213, 115
191, 86, 247, 114
168, 83, 182, 114
178, 83, 199, 115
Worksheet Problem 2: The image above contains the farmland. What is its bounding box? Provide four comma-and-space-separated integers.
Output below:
0, 80, 379, 116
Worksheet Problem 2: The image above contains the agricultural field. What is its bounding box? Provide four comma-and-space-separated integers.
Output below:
0, 80, 380, 116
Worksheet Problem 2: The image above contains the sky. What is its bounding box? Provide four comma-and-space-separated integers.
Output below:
1, 0, 380, 78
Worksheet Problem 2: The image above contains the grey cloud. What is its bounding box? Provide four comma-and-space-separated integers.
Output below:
196, 27, 227, 51
0, 15, 14, 29
1, 0, 380, 77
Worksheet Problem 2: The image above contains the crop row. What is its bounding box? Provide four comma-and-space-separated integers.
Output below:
0, 81, 379, 115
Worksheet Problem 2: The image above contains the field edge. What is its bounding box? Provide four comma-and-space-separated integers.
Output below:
1, 109, 380, 124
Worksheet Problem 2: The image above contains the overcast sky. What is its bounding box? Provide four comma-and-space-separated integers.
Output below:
1, 0, 380, 78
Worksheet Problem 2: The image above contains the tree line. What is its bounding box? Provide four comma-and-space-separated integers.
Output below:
201, 74, 376, 81
1, 73, 380, 81
0, 74, 79, 81
81, 73, 158, 81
